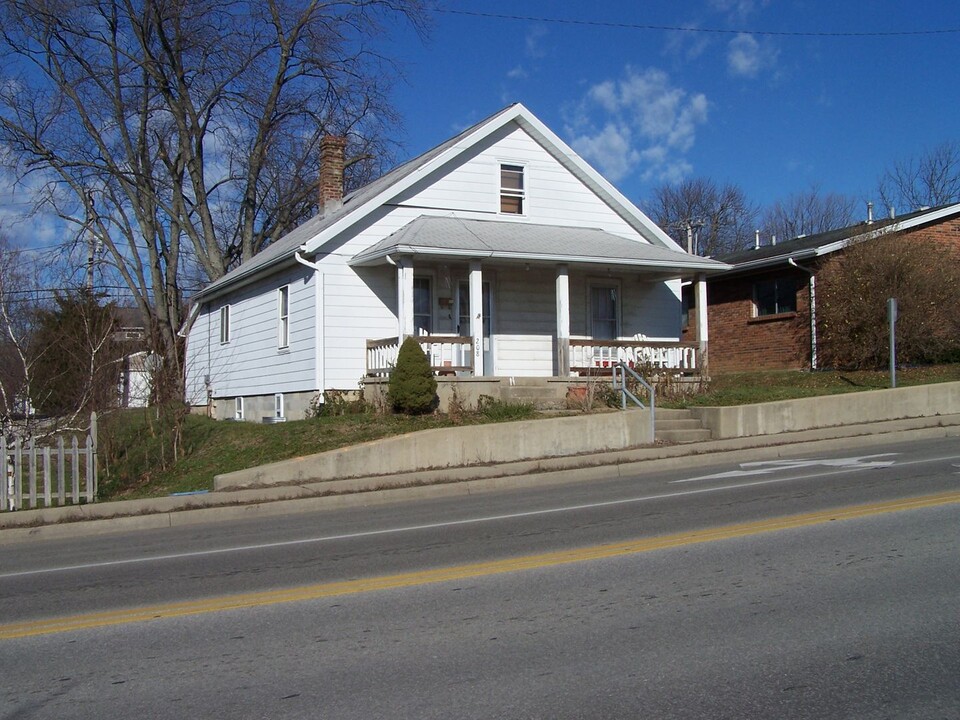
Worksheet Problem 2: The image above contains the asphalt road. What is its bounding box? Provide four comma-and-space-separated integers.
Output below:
1, 434, 959, 718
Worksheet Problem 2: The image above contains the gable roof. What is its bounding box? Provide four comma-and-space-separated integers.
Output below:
718, 201, 960, 273
194, 103, 691, 301
350, 216, 728, 275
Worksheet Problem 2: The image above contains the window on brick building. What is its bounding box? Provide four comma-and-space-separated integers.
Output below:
754, 277, 797, 317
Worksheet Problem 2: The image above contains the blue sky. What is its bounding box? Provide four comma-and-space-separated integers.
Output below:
388, 0, 960, 214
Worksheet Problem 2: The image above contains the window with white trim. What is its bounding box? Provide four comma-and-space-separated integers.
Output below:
234, 396, 244, 421
754, 277, 797, 317
274, 393, 285, 419
278, 286, 290, 348
219, 304, 231, 344
500, 164, 525, 214
413, 276, 432, 334
589, 283, 620, 340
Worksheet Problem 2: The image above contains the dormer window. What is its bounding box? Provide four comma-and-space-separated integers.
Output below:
500, 164, 525, 214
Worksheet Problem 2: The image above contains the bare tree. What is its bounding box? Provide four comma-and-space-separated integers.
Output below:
644, 178, 758, 256
0, 0, 428, 398
877, 141, 960, 214
760, 186, 859, 242
0, 237, 35, 428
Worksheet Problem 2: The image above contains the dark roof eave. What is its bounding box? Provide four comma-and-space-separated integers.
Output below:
190, 251, 300, 305
718, 247, 820, 276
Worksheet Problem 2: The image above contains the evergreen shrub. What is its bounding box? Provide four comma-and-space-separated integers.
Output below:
388, 337, 438, 414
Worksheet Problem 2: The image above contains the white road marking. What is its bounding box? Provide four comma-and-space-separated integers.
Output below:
3, 452, 960, 580
672, 453, 900, 484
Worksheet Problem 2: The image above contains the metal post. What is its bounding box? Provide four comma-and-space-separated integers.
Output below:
888, 298, 898, 388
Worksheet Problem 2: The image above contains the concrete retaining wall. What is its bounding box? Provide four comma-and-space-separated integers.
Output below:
694, 381, 960, 439
215, 408, 651, 490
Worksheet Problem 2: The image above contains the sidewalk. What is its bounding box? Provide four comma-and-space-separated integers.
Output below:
3, 413, 959, 544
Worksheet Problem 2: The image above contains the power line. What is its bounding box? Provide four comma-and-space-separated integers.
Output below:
437, 9, 960, 38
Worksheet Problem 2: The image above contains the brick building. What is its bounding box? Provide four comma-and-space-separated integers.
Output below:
684, 202, 960, 373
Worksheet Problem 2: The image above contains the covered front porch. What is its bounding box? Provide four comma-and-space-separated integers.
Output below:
350, 216, 726, 381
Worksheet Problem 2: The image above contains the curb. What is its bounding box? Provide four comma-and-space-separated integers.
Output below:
2, 415, 959, 545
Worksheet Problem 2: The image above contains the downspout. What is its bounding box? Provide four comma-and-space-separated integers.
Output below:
295, 250, 325, 400
788, 258, 817, 370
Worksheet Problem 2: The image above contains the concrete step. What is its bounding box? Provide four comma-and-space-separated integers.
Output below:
655, 408, 711, 443
655, 428, 714, 444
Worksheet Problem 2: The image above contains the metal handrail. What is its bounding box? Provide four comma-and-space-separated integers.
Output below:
612, 361, 655, 444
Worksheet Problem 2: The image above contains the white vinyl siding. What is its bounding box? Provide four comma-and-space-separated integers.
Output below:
391, 126, 642, 238
185, 266, 316, 402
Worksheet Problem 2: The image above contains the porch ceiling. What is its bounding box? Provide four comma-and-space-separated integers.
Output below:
349, 216, 730, 276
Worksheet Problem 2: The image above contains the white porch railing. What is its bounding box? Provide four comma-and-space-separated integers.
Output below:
570, 339, 700, 375
366, 336, 474, 377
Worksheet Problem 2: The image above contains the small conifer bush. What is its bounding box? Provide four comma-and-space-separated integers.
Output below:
388, 337, 438, 414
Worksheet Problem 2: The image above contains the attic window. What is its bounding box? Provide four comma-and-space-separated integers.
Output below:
500, 164, 525, 214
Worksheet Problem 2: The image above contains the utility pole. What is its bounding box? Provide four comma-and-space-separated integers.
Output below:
84, 190, 97, 293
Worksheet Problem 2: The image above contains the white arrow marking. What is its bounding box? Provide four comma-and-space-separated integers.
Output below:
672, 453, 899, 484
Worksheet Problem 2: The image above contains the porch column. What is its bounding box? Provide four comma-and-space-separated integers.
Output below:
469, 260, 484, 376
396, 257, 414, 340
555, 264, 570, 375
694, 272, 709, 376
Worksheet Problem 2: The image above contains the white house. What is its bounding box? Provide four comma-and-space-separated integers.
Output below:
184, 104, 728, 421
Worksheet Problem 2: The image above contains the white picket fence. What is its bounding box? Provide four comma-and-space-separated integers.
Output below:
2, 414, 98, 512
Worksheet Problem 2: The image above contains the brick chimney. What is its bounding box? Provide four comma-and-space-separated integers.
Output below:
319, 135, 346, 216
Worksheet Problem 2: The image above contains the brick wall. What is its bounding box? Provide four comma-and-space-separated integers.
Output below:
707, 266, 812, 373
704, 215, 960, 374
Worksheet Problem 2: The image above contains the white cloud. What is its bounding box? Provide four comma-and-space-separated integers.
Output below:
525, 25, 548, 59
0, 163, 67, 249
709, 0, 769, 20
569, 123, 640, 183
565, 66, 708, 183
506, 66, 528, 80
727, 33, 779, 78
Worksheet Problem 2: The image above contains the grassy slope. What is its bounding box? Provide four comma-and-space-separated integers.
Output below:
98, 403, 535, 500
667, 365, 960, 407
98, 365, 960, 501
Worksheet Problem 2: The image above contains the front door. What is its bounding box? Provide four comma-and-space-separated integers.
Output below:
457, 280, 493, 375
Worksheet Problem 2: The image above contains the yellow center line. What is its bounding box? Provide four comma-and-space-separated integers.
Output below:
3, 491, 959, 641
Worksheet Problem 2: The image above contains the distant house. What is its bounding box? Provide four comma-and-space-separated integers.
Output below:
692, 202, 960, 373
183, 103, 728, 421
111, 307, 152, 408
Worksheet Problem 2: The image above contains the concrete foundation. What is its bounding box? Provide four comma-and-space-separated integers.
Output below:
363, 376, 611, 412
198, 389, 320, 423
